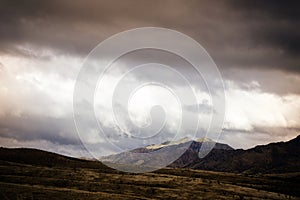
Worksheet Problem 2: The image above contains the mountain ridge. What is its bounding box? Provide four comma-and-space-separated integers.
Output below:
185, 135, 300, 173
100, 137, 233, 169
0, 135, 299, 174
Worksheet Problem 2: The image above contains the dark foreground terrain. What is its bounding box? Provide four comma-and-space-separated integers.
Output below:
0, 148, 299, 199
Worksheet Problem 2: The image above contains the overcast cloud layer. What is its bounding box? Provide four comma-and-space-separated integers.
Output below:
0, 0, 299, 157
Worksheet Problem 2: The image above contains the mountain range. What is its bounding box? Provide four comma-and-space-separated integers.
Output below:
0, 135, 299, 174
101, 135, 300, 174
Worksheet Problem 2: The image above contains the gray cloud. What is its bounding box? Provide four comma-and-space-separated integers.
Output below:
221, 125, 300, 149
185, 103, 214, 114
223, 68, 300, 95
0, 0, 299, 74
0, 114, 79, 145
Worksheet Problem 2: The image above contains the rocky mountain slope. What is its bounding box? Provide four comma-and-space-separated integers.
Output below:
100, 137, 233, 170
187, 135, 300, 174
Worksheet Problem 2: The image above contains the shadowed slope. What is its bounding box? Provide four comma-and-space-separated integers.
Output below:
187, 135, 300, 174
0, 147, 112, 171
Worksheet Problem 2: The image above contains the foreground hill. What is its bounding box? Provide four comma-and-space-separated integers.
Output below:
0, 147, 112, 172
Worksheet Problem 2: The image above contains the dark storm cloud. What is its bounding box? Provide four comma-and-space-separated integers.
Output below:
226, 0, 300, 72
231, 0, 300, 21
0, 0, 299, 74
0, 0, 188, 56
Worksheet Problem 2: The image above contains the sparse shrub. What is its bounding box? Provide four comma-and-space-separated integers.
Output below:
239, 194, 244, 200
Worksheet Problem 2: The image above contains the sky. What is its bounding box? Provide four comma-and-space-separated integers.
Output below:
0, 0, 299, 158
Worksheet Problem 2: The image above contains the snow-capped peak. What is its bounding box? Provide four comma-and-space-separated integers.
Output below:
145, 137, 214, 150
